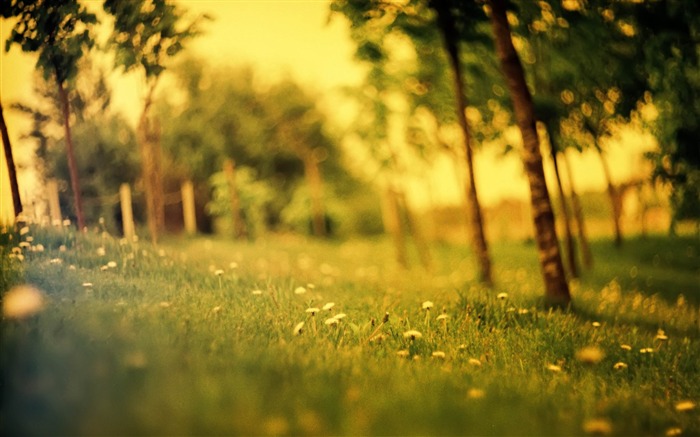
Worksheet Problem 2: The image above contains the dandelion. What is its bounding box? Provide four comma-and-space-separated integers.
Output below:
19, 226, 29, 235
547, 364, 562, 372
306, 307, 320, 316
467, 388, 485, 399
62, 219, 71, 227
422, 301, 434, 310
25, 236, 34, 242
251, 289, 263, 295
49, 258, 62, 264
158, 249, 166, 257
100, 265, 109, 271
334, 313, 347, 320
403, 330, 422, 340
582, 418, 612, 435
19, 241, 30, 249
497, 292, 508, 300
293, 321, 305, 335
468, 358, 482, 367
675, 400, 696, 412
229, 261, 239, 269
436, 314, 449, 322
96, 247, 106, 257
575, 346, 605, 364
655, 329, 668, 341
159, 301, 171, 308
59, 245, 67, 252
432, 351, 446, 359
294, 286, 307, 295
397, 350, 409, 358
324, 317, 338, 326
323, 302, 335, 311
212, 306, 222, 314
214, 269, 224, 276
107, 261, 118, 268
665, 427, 683, 436
613, 362, 628, 370
517, 308, 530, 315
640, 347, 654, 354
620, 344, 632, 351
3, 285, 44, 319
592, 321, 601, 328
307, 283, 315, 289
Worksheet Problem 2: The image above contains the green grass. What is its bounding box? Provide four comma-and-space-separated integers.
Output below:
1, 226, 699, 436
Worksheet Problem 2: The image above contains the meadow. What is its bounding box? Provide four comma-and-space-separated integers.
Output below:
1, 225, 699, 436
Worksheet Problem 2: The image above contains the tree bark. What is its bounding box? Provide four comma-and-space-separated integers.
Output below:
0, 100, 22, 218
138, 81, 164, 244
562, 150, 593, 268
488, 0, 570, 306
56, 77, 85, 231
432, 0, 492, 285
547, 128, 578, 279
596, 146, 623, 246
223, 159, 247, 239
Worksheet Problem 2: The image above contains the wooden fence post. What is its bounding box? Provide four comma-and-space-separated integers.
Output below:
119, 183, 135, 241
181, 180, 197, 235
47, 179, 61, 226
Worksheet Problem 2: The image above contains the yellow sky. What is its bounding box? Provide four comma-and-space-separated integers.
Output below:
0, 0, 657, 224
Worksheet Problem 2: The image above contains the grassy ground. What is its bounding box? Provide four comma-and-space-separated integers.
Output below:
1, 225, 699, 436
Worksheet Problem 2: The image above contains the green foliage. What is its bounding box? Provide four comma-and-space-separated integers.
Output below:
2, 228, 699, 435
2, 0, 97, 84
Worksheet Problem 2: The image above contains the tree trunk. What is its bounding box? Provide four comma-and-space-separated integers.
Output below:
381, 187, 408, 269
596, 146, 623, 246
488, 0, 570, 307
0, 99, 22, 218
397, 190, 433, 271
304, 152, 326, 237
432, 0, 492, 285
223, 159, 247, 239
138, 81, 164, 244
547, 129, 578, 279
562, 150, 593, 268
56, 77, 85, 231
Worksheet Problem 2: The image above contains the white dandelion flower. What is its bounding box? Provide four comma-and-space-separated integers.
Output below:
403, 330, 423, 340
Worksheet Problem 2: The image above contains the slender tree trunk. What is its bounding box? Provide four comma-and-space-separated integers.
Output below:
0, 100, 22, 218
223, 159, 247, 239
432, 0, 492, 285
562, 150, 593, 268
596, 146, 623, 246
138, 81, 164, 244
56, 77, 85, 231
489, 0, 570, 307
381, 187, 408, 269
304, 152, 326, 237
547, 129, 578, 279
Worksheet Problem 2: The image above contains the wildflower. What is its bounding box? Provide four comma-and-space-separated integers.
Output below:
517, 308, 530, 315
432, 351, 446, 359
68, 265, 76, 270
294, 286, 307, 295
665, 427, 683, 436
25, 236, 33, 242
613, 362, 628, 370
468, 358, 482, 367
403, 330, 422, 340
99, 217, 105, 225
82, 282, 93, 288
158, 249, 166, 257
422, 301, 434, 310
547, 364, 562, 372
3, 285, 44, 319
592, 321, 601, 328
307, 283, 315, 289
655, 329, 668, 341
334, 313, 347, 320
62, 219, 71, 227
620, 344, 632, 351
397, 350, 409, 358
675, 400, 696, 412
575, 346, 605, 364
497, 292, 508, 300
436, 314, 449, 321
33, 244, 44, 252
324, 317, 338, 326
467, 388, 485, 399
100, 265, 109, 271
293, 321, 305, 335
212, 306, 222, 313
251, 289, 263, 295
159, 302, 171, 308
107, 261, 118, 268
19, 226, 29, 235
19, 241, 30, 249
214, 269, 224, 276
640, 347, 654, 354
582, 418, 612, 435
96, 247, 106, 256
306, 307, 320, 316
59, 245, 67, 252
229, 262, 239, 269
323, 302, 335, 311
49, 258, 62, 265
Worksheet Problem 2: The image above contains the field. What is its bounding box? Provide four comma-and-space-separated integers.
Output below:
1, 225, 699, 436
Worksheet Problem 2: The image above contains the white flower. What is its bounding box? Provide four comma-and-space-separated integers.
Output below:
19, 241, 30, 249
592, 321, 601, 328
62, 219, 71, 227
322, 302, 335, 311
436, 314, 449, 321
49, 258, 62, 264
432, 351, 446, 359
3, 285, 44, 319
305, 307, 320, 316
324, 317, 338, 326
468, 358, 482, 367
19, 226, 30, 235
575, 346, 605, 364
251, 289, 263, 295
422, 301, 434, 310
293, 321, 305, 335
294, 286, 307, 295
497, 292, 508, 300
403, 330, 422, 340
96, 247, 106, 257
107, 261, 118, 268
82, 282, 93, 288
214, 269, 224, 276
334, 313, 347, 320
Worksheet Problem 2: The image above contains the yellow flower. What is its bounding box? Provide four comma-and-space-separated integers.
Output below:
3, 285, 44, 319
467, 388, 485, 399
436, 314, 449, 321
665, 427, 683, 436
432, 351, 446, 359
403, 330, 422, 340
294, 286, 307, 295
251, 289, 263, 295
655, 329, 668, 341
422, 301, 434, 310
620, 344, 632, 351
397, 350, 409, 358
305, 307, 320, 316
497, 292, 508, 300
613, 362, 628, 370
675, 400, 696, 412
293, 322, 305, 335
575, 346, 605, 364
324, 317, 338, 326
592, 321, 601, 328
547, 364, 562, 372
640, 347, 654, 354
214, 269, 224, 276
468, 358, 482, 367
323, 302, 335, 311
334, 313, 347, 320
582, 418, 612, 435
107, 261, 118, 268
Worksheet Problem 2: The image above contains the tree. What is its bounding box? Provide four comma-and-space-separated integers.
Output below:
104, 0, 208, 243
0, 100, 22, 218
488, 0, 570, 306
2, 0, 97, 230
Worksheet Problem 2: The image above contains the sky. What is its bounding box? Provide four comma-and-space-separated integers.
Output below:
0, 0, 657, 224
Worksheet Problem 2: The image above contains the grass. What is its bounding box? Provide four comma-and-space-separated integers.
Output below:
1, 225, 699, 436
